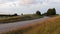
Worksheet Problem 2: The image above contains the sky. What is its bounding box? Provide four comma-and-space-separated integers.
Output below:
0, 0, 60, 15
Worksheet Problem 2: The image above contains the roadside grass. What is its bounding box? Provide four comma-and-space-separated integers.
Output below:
0, 14, 43, 23
2, 15, 60, 34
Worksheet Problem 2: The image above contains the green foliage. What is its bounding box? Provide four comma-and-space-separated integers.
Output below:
47, 8, 56, 16
53, 8, 56, 15
14, 13, 18, 16
36, 11, 41, 16
42, 8, 57, 16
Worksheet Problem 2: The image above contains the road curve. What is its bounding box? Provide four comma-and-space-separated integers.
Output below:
0, 17, 49, 33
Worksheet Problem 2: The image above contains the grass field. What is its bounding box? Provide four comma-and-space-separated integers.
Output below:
2, 15, 60, 34
0, 14, 42, 23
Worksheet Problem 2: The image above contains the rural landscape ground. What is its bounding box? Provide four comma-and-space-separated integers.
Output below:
0, 15, 60, 34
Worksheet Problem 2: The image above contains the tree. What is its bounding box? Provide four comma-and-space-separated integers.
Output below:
14, 13, 17, 16
36, 10, 41, 16
47, 8, 56, 16
53, 8, 56, 15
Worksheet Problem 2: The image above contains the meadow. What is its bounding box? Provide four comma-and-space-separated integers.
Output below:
0, 14, 42, 23
2, 15, 60, 34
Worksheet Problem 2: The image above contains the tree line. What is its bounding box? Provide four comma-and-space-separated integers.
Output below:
36, 8, 56, 16
13, 8, 57, 16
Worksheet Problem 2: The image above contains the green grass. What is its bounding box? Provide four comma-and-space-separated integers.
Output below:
2, 15, 60, 34
0, 14, 43, 23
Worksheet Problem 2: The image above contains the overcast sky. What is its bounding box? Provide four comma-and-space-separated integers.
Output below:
0, 0, 60, 14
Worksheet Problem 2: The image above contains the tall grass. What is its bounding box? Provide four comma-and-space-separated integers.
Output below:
2, 16, 60, 34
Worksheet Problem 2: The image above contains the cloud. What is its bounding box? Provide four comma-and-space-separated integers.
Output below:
0, 0, 60, 14
19, 0, 35, 5
0, 0, 17, 4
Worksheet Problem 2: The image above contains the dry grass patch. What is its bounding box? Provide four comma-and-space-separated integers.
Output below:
2, 16, 60, 34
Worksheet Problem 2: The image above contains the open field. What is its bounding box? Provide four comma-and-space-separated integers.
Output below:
0, 14, 42, 23
2, 15, 60, 34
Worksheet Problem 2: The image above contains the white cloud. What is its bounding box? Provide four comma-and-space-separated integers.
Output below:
0, 0, 60, 14
19, 0, 35, 5
0, 0, 17, 4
